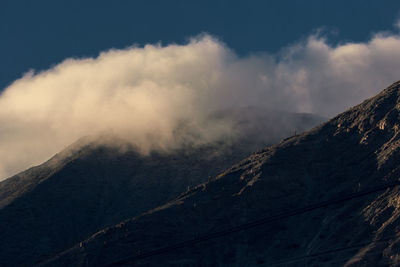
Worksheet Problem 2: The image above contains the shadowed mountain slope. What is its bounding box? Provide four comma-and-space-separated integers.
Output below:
0, 108, 323, 267
42, 81, 400, 266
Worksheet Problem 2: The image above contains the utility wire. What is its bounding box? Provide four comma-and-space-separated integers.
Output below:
104, 182, 400, 266
263, 237, 393, 266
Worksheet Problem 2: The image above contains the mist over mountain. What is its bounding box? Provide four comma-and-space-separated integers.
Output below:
38, 81, 400, 266
3, 29, 400, 179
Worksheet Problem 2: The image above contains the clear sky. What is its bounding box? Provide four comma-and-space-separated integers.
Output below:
1, 0, 400, 90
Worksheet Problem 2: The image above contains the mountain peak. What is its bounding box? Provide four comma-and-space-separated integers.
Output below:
0, 108, 324, 266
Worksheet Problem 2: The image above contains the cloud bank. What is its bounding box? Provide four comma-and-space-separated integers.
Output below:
1, 30, 400, 180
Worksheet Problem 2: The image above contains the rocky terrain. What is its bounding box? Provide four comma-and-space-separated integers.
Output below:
0, 108, 323, 266
38, 81, 400, 266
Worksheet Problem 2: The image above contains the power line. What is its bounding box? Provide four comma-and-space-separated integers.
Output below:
263, 237, 393, 266
104, 182, 400, 266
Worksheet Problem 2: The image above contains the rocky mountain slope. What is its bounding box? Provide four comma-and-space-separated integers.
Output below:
41, 81, 400, 266
0, 108, 323, 266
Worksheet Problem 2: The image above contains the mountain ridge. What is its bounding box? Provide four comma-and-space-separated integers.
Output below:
40, 80, 400, 266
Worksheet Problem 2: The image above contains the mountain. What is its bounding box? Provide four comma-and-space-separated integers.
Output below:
0, 108, 323, 267
40, 80, 400, 266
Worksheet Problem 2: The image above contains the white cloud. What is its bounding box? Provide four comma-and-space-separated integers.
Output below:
1, 30, 400, 180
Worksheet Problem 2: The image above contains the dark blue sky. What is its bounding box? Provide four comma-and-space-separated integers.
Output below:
1, 0, 400, 90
